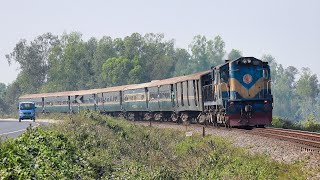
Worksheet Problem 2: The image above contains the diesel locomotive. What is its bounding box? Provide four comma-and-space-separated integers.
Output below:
19, 57, 273, 127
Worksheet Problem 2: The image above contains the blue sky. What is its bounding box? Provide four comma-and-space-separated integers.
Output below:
0, 0, 319, 84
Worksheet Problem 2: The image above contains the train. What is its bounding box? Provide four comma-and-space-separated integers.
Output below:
19, 57, 273, 127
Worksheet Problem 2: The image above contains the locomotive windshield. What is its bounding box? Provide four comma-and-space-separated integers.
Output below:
236, 57, 261, 66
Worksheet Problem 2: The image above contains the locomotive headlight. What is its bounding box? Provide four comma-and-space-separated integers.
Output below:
242, 59, 247, 64
247, 59, 251, 63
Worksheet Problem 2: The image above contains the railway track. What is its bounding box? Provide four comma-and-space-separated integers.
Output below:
249, 128, 320, 152
135, 120, 320, 152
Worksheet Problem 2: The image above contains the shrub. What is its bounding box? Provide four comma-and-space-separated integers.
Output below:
0, 112, 313, 178
300, 114, 320, 132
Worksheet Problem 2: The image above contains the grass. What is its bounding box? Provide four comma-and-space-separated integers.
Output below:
0, 111, 317, 179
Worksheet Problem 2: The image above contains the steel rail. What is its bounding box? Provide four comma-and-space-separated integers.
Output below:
250, 128, 320, 152
262, 128, 320, 141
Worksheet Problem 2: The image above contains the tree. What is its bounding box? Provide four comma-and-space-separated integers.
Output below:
141, 33, 176, 81
6, 33, 60, 93
4, 81, 22, 113
0, 83, 7, 113
173, 48, 192, 76
296, 67, 319, 103
43, 32, 96, 92
0, 83, 6, 98
227, 49, 242, 60
127, 56, 145, 84
295, 67, 319, 118
272, 65, 299, 118
211, 35, 225, 65
92, 36, 116, 88
188, 35, 225, 73
261, 54, 279, 83
102, 57, 133, 86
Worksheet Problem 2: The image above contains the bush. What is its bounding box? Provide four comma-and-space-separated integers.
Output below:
272, 115, 320, 132
300, 114, 320, 132
0, 112, 313, 178
272, 116, 295, 129
0, 127, 92, 179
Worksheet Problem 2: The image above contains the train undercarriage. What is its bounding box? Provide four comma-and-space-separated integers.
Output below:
103, 109, 270, 128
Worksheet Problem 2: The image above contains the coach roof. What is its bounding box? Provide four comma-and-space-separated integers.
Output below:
19, 70, 211, 99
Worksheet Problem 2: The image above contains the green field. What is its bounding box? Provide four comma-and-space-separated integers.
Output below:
0, 112, 317, 179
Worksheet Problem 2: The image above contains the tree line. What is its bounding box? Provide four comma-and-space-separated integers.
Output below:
0, 32, 319, 123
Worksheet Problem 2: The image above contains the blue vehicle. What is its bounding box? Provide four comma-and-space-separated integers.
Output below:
18, 102, 36, 122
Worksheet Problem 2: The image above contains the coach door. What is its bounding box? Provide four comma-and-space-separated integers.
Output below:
171, 84, 175, 107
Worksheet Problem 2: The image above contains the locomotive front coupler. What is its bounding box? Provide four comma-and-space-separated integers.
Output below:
239, 104, 253, 124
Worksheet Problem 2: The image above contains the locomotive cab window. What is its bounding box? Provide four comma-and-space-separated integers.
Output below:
220, 70, 228, 83
263, 69, 269, 79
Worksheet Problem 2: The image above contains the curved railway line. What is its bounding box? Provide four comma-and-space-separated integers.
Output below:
249, 128, 320, 152
135, 120, 320, 153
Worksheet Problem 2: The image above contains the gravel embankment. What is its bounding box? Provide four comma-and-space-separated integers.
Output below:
134, 121, 320, 177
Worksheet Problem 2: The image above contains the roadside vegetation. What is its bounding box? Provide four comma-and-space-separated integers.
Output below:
0, 112, 315, 179
272, 115, 320, 132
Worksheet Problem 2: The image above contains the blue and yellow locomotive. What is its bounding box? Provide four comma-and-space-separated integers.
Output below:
202, 57, 273, 127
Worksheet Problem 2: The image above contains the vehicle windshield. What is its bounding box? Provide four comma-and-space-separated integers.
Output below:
20, 103, 35, 110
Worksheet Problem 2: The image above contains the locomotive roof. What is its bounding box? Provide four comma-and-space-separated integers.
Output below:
214, 57, 263, 69
19, 70, 210, 99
